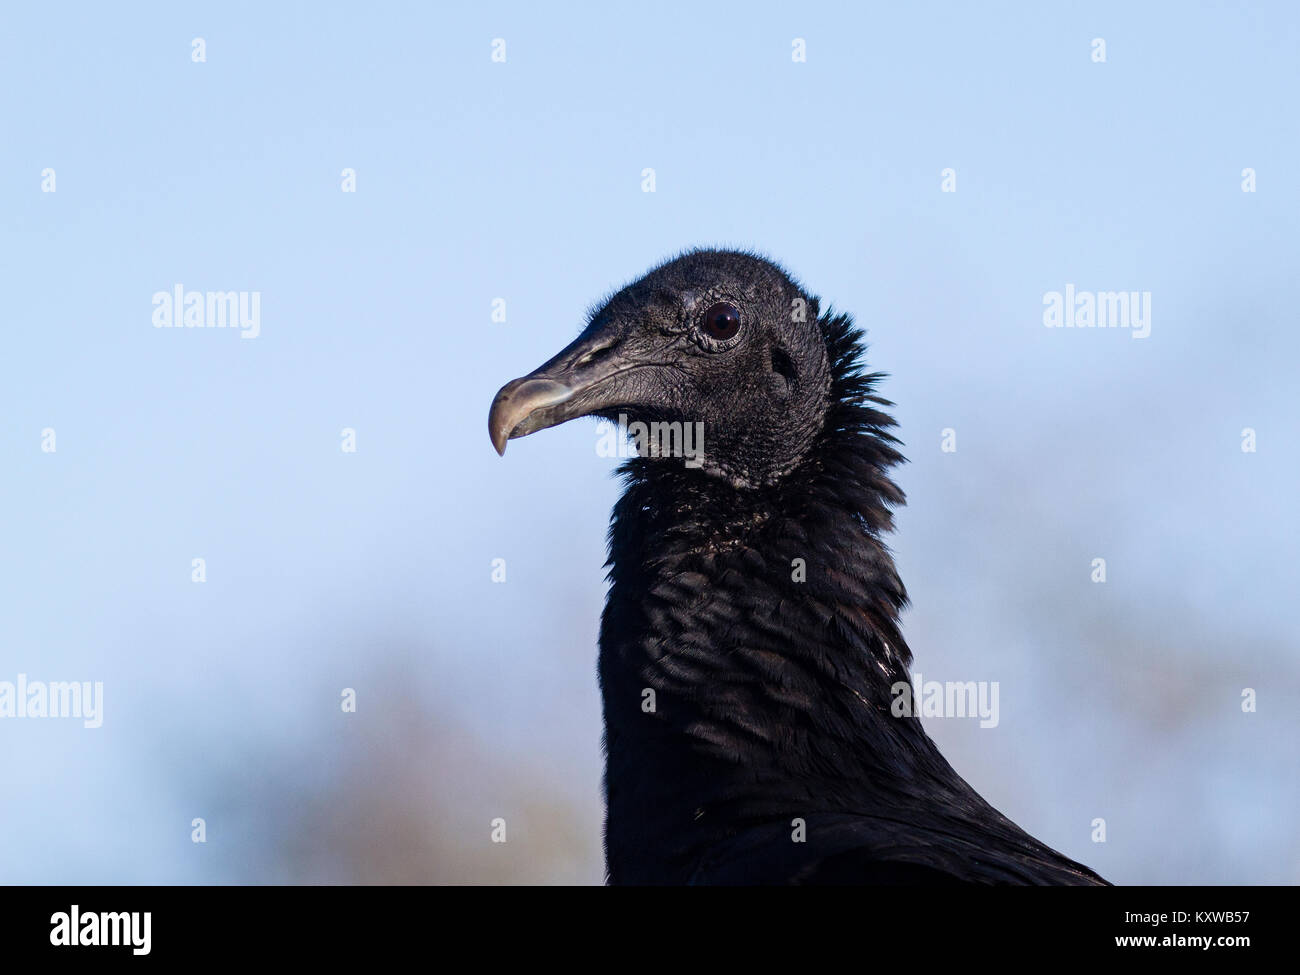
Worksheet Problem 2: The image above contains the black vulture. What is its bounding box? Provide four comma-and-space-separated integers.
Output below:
487, 249, 1108, 886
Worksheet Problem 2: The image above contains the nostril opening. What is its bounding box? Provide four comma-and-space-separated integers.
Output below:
576, 344, 616, 369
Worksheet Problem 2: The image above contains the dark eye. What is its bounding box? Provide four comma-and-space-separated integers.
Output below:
702, 302, 741, 341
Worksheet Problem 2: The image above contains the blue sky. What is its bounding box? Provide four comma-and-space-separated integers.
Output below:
1, 2, 1296, 883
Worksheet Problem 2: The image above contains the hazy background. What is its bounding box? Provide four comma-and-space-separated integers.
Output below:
1, 2, 1296, 884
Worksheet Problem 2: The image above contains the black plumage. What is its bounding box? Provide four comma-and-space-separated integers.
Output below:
488, 249, 1107, 886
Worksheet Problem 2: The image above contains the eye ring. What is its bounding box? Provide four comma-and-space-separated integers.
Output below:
700, 302, 742, 344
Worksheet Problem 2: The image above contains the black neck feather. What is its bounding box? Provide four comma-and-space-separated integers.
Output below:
597, 311, 957, 883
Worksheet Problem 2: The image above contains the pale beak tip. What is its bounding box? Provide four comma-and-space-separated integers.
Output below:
488, 415, 509, 456
487, 376, 575, 458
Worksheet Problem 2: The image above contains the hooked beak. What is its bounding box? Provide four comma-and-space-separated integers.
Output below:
488, 326, 636, 455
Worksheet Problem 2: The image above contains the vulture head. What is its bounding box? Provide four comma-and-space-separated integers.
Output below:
488, 250, 835, 487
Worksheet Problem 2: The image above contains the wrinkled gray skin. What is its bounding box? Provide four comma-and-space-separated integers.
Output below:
488, 250, 832, 488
